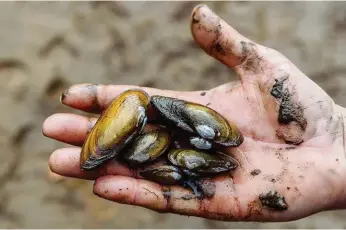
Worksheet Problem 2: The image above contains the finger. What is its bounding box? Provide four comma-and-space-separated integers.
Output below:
92, 174, 255, 221
190, 4, 264, 76
48, 147, 138, 180
93, 175, 206, 217
61, 84, 208, 114
42, 113, 97, 146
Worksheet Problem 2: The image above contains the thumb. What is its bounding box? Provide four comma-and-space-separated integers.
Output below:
190, 4, 261, 75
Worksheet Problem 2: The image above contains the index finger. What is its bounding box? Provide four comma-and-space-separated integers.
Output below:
61, 84, 208, 114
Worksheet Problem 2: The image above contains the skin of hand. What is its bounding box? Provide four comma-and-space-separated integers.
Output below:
42, 4, 346, 222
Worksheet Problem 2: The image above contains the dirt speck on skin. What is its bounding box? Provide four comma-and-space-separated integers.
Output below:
200, 92, 206, 96
250, 169, 261, 176
162, 187, 171, 201
285, 146, 296, 150
329, 169, 337, 175
259, 190, 288, 211
243, 199, 263, 220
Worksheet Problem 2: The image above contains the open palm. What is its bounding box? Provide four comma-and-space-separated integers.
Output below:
43, 4, 346, 222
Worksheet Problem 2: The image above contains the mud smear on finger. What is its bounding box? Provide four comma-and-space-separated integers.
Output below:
61, 84, 103, 114
270, 75, 307, 145
190, 5, 243, 68
239, 41, 265, 74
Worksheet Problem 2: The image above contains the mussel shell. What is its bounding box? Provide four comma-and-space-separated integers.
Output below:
189, 136, 213, 150
140, 165, 183, 185
150, 96, 244, 147
140, 124, 164, 134
167, 148, 238, 175
171, 129, 213, 150
181, 168, 201, 178
122, 129, 171, 167
80, 89, 150, 170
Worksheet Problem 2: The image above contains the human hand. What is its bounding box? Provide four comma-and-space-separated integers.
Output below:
43, 4, 346, 222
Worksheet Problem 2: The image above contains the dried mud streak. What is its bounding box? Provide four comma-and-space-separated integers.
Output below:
240, 41, 257, 69
271, 75, 307, 145
210, 23, 227, 57
259, 190, 288, 211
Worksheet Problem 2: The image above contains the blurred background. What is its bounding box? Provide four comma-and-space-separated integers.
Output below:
1, 1, 346, 228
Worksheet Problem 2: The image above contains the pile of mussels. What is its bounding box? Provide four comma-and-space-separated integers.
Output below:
80, 89, 244, 198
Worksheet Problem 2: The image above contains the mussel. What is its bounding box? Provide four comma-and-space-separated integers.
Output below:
150, 96, 244, 148
122, 129, 171, 167
168, 148, 238, 176
140, 164, 183, 185
80, 89, 150, 170
75, 87, 245, 200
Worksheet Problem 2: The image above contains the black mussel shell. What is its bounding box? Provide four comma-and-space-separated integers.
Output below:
150, 96, 244, 147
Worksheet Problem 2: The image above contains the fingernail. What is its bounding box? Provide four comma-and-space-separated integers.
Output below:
93, 176, 112, 197
60, 87, 70, 104
60, 84, 100, 108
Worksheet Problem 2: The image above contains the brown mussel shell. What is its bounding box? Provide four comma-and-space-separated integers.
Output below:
167, 148, 238, 175
140, 165, 183, 185
80, 89, 150, 170
122, 129, 171, 167
150, 96, 244, 148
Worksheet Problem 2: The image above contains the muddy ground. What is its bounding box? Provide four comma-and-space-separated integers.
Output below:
1, 1, 346, 228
